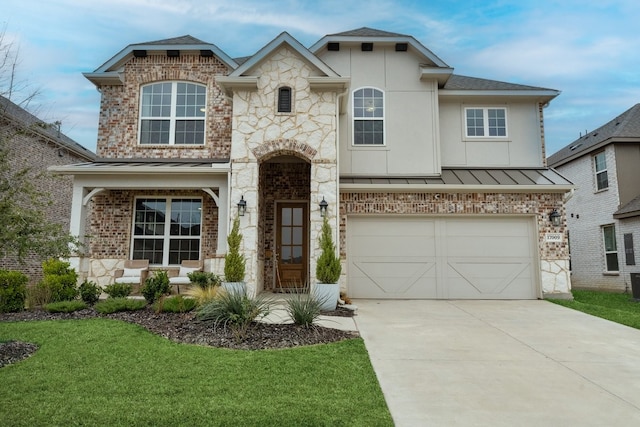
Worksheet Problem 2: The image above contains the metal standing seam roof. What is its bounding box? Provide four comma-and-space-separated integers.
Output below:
340, 168, 573, 188
49, 159, 230, 174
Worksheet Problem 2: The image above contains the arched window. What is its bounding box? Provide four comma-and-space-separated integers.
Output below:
139, 82, 206, 145
278, 86, 292, 113
353, 88, 384, 145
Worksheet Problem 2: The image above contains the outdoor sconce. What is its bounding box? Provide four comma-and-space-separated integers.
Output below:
237, 196, 247, 217
319, 197, 328, 217
549, 209, 561, 227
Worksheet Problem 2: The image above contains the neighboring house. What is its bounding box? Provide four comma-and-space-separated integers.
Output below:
548, 105, 640, 291
0, 95, 96, 281
51, 28, 573, 299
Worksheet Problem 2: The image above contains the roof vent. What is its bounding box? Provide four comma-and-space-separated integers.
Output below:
328, 42, 340, 51
361, 42, 373, 52
569, 143, 583, 151
167, 50, 180, 58
133, 50, 147, 58
395, 43, 408, 52
200, 49, 214, 57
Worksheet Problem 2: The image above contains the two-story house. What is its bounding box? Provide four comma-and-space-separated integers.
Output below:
548, 104, 640, 291
52, 28, 573, 299
1, 95, 96, 281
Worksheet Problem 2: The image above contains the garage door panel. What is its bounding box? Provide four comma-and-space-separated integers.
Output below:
350, 258, 437, 298
348, 216, 538, 300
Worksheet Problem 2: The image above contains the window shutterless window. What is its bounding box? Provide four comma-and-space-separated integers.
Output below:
353, 88, 384, 145
278, 86, 292, 113
602, 224, 619, 272
594, 152, 608, 190
132, 198, 202, 265
465, 107, 507, 137
139, 82, 206, 145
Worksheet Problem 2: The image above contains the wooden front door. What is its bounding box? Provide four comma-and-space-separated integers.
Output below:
276, 203, 308, 290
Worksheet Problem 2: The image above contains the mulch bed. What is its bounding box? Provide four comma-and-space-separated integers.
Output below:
0, 305, 358, 367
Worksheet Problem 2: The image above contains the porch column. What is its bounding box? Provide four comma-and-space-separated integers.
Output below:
67, 182, 88, 277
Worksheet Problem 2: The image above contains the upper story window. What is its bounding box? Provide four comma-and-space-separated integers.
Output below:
278, 86, 292, 113
602, 224, 619, 272
465, 107, 507, 137
594, 152, 608, 191
139, 82, 206, 145
353, 88, 384, 145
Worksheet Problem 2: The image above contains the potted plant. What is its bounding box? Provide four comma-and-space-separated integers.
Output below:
314, 217, 342, 311
222, 216, 246, 295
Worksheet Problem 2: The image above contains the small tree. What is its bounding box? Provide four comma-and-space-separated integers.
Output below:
224, 216, 246, 283
315, 217, 341, 284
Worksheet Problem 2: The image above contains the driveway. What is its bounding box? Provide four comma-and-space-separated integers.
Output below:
354, 299, 640, 427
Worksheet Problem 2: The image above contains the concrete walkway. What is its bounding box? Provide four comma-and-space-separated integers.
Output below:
353, 299, 640, 427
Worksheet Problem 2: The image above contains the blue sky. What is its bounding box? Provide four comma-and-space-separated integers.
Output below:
3, 0, 639, 156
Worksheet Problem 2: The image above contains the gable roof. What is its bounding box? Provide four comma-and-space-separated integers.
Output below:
84, 35, 238, 86
309, 26, 450, 69
0, 95, 95, 160
548, 103, 640, 167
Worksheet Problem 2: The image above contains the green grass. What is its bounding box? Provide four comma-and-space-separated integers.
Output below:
0, 319, 392, 426
549, 289, 640, 329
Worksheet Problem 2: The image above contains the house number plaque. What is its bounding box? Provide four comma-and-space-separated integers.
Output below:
545, 233, 563, 242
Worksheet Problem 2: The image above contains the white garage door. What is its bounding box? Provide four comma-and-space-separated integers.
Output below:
347, 216, 539, 299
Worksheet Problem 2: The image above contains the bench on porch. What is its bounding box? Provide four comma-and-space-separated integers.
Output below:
168, 260, 203, 294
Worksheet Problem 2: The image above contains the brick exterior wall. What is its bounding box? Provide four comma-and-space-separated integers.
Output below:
557, 145, 637, 291
89, 189, 218, 261
339, 191, 569, 261
96, 54, 232, 160
0, 119, 92, 283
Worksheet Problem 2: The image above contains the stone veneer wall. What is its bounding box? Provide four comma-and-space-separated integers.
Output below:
229, 46, 339, 295
96, 54, 232, 160
339, 191, 571, 297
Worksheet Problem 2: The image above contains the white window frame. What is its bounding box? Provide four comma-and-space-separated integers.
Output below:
464, 107, 508, 139
352, 87, 385, 146
602, 224, 619, 273
138, 81, 207, 145
131, 196, 203, 266
593, 151, 609, 191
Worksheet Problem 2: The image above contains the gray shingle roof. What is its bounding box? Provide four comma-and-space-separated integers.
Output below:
133, 35, 208, 46
548, 103, 640, 166
0, 95, 95, 160
328, 27, 409, 37
614, 194, 640, 219
443, 74, 556, 91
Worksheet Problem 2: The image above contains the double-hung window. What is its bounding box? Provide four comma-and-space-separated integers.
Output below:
353, 88, 384, 145
465, 107, 507, 137
132, 197, 202, 265
594, 152, 608, 191
602, 224, 619, 272
139, 82, 206, 145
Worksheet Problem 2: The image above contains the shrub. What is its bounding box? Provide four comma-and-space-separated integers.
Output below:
38, 259, 78, 302
185, 285, 219, 307
79, 280, 101, 305
154, 295, 197, 313
0, 270, 28, 313
103, 283, 132, 299
224, 216, 246, 282
198, 290, 272, 340
141, 271, 170, 304
187, 271, 221, 289
44, 300, 87, 313
316, 217, 341, 284
25, 285, 53, 309
285, 292, 324, 327
95, 297, 146, 314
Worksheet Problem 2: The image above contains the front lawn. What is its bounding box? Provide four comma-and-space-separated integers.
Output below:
549, 289, 640, 329
0, 319, 392, 426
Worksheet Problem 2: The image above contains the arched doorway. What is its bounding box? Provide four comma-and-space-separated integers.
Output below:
258, 155, 311, 291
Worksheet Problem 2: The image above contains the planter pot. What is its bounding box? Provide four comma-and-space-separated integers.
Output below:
313, 283, 340, 311
221, 282, 246, 295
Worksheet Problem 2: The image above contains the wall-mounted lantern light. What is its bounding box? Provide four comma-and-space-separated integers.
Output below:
319, 197, 328, 217
549, 209, 561, 227
237, 195, 247, 217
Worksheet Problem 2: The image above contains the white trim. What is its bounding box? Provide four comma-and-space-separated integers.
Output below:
463, 106, 509, 140
352, 87, 385, 146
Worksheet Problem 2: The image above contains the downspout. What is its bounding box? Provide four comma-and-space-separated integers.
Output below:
335, 87, 348, 256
